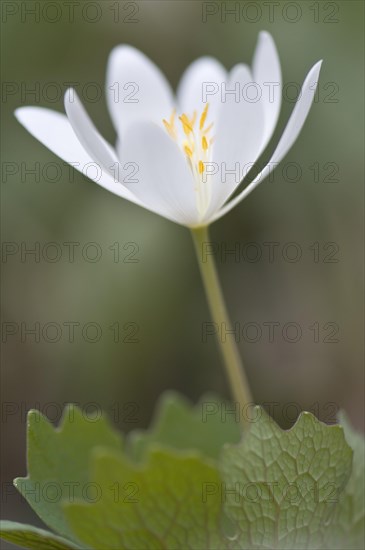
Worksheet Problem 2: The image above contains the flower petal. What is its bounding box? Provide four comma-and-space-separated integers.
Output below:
14, 106, 142, 204
106, 45, 174, 138
64, 88, 118, 175
208, 60, 323, 224
253, 31, 282, 151
120, 121, 198, 226
204, 63, 265, 218
176, 57, 227, 121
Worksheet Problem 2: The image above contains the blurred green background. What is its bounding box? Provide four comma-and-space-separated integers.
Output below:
1, 0, 364, 534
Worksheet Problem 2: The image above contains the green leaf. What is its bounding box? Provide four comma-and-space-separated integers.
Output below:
220, 408, 353, 549
127, 391, 241, 461
5, 398, 362, 549
15, 405, 123, 542
64, 448, 230, 550
324, 413, 365, 549
0, 521, 82, 550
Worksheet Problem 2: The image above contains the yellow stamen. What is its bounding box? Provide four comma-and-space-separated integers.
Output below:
200, 104, 209, 130
162, 105, 215, 188
184, 145, 193, 158
163, 112, 177, 139
203, 122, 214, 135
162, 118, 172, 133
179, 114, 193, 135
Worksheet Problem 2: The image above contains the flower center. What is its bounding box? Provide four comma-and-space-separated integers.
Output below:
162, 104, 214, 217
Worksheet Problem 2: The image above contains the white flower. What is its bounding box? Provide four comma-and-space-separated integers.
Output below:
15, 32, 322, 228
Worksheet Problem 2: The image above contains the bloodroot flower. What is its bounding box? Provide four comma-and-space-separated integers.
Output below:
15, 32, 322, 228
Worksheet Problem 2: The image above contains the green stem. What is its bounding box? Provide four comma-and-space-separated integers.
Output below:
191, 225, 253, 431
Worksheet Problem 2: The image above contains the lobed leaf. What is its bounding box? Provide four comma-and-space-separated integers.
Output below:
0, 521, 82, 550
64, 448, 230, 549
14, 405, 123, 542
127, 391, 241, 461
220, 407, 353, 549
